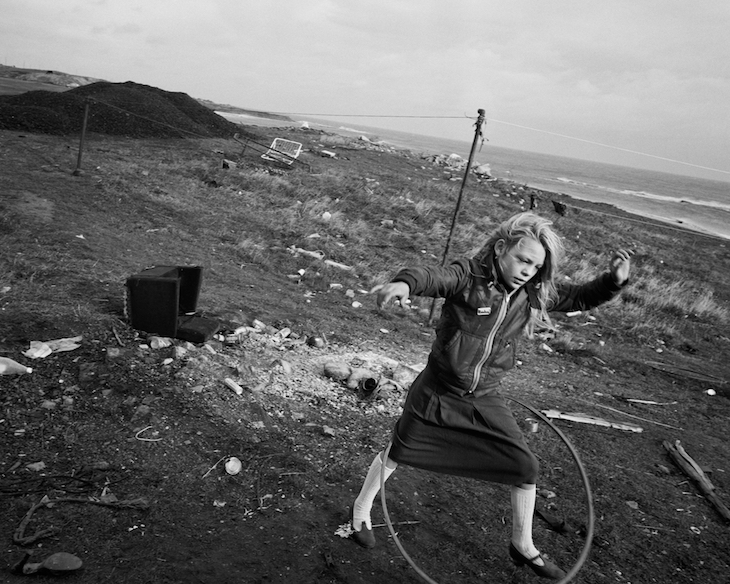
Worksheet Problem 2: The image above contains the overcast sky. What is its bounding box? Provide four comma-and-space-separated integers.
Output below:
3, 1, 729, 181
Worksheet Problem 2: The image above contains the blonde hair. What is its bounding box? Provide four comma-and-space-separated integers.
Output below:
474, 212, 564, 334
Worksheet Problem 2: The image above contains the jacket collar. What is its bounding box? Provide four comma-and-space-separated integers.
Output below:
481, 253, 541, 308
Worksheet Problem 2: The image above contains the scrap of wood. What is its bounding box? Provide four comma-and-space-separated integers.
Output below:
592, 402, 682, 431
624, 398, 678, 406
663, 440, 730, 523
646, 360, 727, 385
542, 410, 643, 433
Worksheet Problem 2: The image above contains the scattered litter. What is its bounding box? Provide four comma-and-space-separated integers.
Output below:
592, 402, 681, 430
213, 500, 227, 508
134, 426, 162, 442
542, 409, 643, 433
287, 245, 325, 260
306, 336, 326, 348
525, 417, 539, 433
334, 522, 354, 538
324, 259, 353, 271
626, 501, 640, 510
23, 336, 83, 359
202, 456, 228, 478
224, 378, 243, 396
148, 336, 173, 349
26, 461, 46, 472
0, 357, 32, 375
706, 389, 716, 396
624, 398, 678, 406
565, 311, 582, 317
225, 457, 242, 475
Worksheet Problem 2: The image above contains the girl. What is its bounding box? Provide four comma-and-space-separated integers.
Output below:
351, 212, 632, 580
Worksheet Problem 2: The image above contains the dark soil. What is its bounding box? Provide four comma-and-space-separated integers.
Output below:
0, 80, 244, 138
1, 78, 729, 584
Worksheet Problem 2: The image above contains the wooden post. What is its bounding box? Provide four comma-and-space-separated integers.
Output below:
72, 100, 90, 176
428, 108, 486, 324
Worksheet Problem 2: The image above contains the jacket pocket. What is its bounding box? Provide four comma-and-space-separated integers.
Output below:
489, 340, 515, 373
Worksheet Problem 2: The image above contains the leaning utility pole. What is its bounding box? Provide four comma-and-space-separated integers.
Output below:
428, 108, 486, 324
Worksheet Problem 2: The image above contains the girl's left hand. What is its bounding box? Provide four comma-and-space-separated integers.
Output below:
610, 249, 633, 285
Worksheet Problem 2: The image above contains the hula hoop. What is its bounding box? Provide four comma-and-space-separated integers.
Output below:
379, 396, 594, 584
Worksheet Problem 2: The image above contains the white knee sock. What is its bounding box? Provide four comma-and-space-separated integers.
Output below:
352, 452, 397, 531
511, 484, 541, 560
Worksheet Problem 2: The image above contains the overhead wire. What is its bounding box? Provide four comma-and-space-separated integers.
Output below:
271, 111, 730, 177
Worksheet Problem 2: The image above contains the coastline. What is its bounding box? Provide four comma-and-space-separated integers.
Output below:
220, 111, 730, 243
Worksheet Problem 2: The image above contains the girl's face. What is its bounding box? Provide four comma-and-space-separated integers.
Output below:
495, 237, 546, 291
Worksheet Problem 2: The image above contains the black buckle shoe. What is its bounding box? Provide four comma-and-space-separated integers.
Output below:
350, 508, 375, 549
509, 542, 566, 580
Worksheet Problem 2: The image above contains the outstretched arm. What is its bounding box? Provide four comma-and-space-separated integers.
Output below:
551, 249, 634, 312
371, 282, 411, 309
609, 248, 633, 286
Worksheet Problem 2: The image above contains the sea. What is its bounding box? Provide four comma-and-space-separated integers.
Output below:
219, 112, 730, 242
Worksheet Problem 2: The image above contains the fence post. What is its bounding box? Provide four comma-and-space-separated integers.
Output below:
428, 108, 486, 324
72, 100, 90, 176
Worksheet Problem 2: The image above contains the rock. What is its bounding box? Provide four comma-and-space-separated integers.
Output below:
323, 361, 351, 381
132, 405, 152, 421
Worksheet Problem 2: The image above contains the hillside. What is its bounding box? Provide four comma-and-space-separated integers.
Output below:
0, 79, 729, 583
0, 65, 292, 128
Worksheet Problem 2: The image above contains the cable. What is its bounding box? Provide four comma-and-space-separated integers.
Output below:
270, 111, 730, 177
487, 118, 730, 177
379, 396, 594, 584
272, 113, 468, 119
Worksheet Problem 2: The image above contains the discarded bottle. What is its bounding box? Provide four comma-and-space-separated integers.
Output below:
0, 357, 32, 375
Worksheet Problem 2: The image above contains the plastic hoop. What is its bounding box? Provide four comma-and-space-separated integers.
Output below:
379, 396, 595, 584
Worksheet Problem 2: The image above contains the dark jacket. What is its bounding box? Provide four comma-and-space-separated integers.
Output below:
394, 256, 624, 397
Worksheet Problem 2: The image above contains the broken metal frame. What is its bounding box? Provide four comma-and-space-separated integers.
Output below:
232, 133, 311, 172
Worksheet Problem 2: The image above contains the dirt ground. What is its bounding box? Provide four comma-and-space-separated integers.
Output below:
1, 110, 729, 584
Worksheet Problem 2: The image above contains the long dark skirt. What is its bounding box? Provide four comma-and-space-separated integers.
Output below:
388, 367, 538, 485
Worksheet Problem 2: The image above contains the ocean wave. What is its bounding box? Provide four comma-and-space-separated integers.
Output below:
337, 125, 377, 135
554, 177, 730, 213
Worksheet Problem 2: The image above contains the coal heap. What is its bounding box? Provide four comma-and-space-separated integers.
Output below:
0, 81, 241, 138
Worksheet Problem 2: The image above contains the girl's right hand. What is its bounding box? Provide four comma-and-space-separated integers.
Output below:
371, 282, 411, 309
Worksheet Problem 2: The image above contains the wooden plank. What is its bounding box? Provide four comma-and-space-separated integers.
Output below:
542, 410, 643, 433
663, 440, 730, 523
